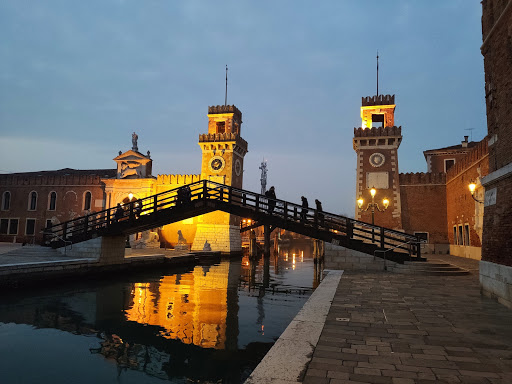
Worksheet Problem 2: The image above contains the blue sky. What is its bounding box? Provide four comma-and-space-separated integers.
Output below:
0, 1, 486, 216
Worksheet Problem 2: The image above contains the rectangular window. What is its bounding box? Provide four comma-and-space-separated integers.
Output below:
216, 121, 225, 133
453, 226, 457, 245
0, 219, 8, 234
26, 219, 36, 236
46, 219, 53, 229
8, 219, 18, 235
458, 225, 463, 246
444, 159, 455, 172
464, 224, 470, 246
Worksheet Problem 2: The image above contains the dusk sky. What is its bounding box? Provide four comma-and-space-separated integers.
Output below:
0, 1, 486, 216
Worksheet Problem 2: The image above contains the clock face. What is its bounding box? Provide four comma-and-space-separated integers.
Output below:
234, 159, 242, 176
208, 156, 226, 173
369, 153, 385, 167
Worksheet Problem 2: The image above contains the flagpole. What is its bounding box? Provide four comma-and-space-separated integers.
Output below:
225, 65, 228, 106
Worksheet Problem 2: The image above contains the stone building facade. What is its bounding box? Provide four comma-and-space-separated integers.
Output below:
0, 105, 248, 253
479, 0, 512, 308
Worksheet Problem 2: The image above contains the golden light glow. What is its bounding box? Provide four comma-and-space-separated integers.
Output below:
128, 192, 134, 200
125, 263, 230, 349
469, 182, 476, 195
357, 197, 364, 209
370, 188, 376, 198
382, 198, 389, 209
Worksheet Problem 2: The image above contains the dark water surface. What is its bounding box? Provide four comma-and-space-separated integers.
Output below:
0, 242, 322, 384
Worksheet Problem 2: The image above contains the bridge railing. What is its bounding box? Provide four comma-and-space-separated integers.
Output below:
43, 180, 421, 257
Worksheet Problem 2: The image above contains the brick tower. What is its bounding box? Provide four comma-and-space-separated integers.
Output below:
191, 105, 248, 252
353, 95, 402, 230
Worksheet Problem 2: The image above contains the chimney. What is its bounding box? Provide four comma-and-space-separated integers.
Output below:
462, 135, 469, 148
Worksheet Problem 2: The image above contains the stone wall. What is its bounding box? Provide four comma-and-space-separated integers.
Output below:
57, 235, 126, 265
480, 260, 512, 309
191, 224, 241, 253
324, 243, 393, 271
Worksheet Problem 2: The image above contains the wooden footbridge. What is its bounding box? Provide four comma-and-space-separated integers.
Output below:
44, 180, 423, 263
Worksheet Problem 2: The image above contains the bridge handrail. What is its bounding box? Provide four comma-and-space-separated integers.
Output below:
374, 239, 426, 270
44, 179, 421, 258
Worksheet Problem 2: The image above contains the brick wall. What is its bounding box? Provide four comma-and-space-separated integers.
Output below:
481, 0, 512, 266
399, 173, 447, 244
445, 140, 489, 248
0, 172, 109, 244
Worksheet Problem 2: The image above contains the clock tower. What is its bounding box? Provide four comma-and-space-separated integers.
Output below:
353, 94, 402, 230
191, 105, 248, 252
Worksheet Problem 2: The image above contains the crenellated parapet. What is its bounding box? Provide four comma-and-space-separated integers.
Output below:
208, 105, 242, 120
157, 174, 201, 185
199, 133, 248, 155
354, 126, 402, 137
446, 139, 488, 181
0, 172, 114, 186
362, 94, 395, 106
399, 172, 446, 186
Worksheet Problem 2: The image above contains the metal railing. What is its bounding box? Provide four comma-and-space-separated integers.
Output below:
43, 180, 422, 259
374, 239, 426, 270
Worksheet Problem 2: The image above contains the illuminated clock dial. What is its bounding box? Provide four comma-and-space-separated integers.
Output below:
369, 153, 385, 167
209, 156, 226, 173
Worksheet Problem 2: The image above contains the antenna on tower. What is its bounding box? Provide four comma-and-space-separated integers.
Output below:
465, 128, 475, 142
376, 50, 379, 97
225, 65, 228, 106
259, 158, 268, 195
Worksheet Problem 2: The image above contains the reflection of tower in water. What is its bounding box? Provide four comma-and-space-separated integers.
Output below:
124, 259, 241, 351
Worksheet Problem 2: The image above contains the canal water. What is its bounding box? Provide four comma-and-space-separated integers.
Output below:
0, 240, 323, 384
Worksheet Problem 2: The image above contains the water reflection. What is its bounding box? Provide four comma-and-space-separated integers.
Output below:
0, 240, 322, 384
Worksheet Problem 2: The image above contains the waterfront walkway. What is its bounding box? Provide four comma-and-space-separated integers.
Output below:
248, 255, 512, 384
301, 258, 512, 384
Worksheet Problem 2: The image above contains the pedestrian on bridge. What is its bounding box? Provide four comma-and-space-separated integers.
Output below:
301, 196, 309, 223
315, 199, 324, 227
114, 203, 124, 223
265, 186, 276, 214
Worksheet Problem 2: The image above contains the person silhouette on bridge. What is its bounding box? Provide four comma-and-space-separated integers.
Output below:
114, 203, 124, 223
265, 186, 276, 214
301, 196, 309, 223
315, 199, 324, 227
134, 200, 142, 218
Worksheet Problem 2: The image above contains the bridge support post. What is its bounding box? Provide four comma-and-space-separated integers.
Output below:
264, 225, 271, 255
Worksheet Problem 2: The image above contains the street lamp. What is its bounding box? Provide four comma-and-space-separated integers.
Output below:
357, 187, 389, 225
468, 181, 484, 204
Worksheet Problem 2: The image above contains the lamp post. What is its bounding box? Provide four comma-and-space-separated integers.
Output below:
468, 181, 484, 204
357, 187, 389, 242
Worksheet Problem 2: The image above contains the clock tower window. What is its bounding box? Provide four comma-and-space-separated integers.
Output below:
216, 121, 225, 133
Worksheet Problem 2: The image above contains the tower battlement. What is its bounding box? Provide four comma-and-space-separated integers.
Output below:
354, 126, 402, 137
399, 172, 446, 186
208, 105, 242, 119
362, 94, 395, 106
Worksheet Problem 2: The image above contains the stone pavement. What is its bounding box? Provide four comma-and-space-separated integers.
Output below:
303, 270, 512, 384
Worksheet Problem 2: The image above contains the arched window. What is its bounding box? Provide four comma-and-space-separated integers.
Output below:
49, 191, 57, 211
2, 191, 10, 210
84, 191, 92, 211
29, 191, 37, 211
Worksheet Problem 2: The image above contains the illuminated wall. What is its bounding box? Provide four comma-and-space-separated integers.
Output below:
125, 262, 231, 349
